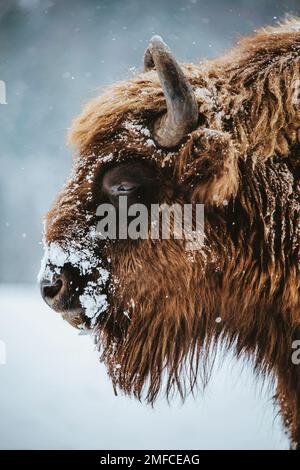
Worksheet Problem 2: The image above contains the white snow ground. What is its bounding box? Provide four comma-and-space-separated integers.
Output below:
0, 284, 289, 450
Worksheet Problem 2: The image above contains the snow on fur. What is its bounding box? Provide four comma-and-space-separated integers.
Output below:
38, 226, 110, 322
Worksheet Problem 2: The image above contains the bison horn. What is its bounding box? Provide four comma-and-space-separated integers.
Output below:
144, 35, 198, 148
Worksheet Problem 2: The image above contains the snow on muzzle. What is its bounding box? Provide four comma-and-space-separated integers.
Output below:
38, 231, 110, 329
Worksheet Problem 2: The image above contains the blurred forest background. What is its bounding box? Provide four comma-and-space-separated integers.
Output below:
1, 0, 300, 282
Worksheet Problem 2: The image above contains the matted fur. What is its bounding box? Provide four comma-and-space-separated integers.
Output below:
44, 18, 300, 447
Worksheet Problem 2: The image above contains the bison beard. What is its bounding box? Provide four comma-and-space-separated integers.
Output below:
40, 19, 300, 448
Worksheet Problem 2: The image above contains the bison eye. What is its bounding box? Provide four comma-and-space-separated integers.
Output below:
101, 161, 160, 206
112, 183, 139, 195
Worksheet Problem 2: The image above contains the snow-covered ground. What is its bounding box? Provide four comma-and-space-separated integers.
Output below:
0, 284, 288, 450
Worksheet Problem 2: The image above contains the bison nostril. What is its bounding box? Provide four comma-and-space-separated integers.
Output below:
40, 278, 63, 307
44, 280, 62, 298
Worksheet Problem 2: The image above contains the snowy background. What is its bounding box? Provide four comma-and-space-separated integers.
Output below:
0, 0, 298, 449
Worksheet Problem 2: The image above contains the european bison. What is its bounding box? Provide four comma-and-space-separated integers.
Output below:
39, 19, 300, 448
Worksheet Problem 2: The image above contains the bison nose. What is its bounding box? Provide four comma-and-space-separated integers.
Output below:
40, 277, 63, 308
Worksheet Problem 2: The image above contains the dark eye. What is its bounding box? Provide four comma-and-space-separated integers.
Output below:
101, 161, 161, 206
112, 182, 139, 195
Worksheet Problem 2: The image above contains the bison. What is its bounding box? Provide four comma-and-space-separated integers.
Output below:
39, 18, 300, 449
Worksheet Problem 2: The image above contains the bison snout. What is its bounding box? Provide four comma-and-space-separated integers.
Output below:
40, 277, 63, 308
40, 265, 84, 318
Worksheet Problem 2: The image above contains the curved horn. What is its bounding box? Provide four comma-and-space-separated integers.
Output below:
144, 35, 198, 148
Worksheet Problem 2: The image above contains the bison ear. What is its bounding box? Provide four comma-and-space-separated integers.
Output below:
144, 36, 198, 149
178, 128, 239, 205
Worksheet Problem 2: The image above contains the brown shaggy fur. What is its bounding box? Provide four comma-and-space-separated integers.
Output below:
44, 19, 300, 448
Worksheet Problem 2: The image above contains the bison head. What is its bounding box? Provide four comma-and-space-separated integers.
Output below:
39, 36, 240, 402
